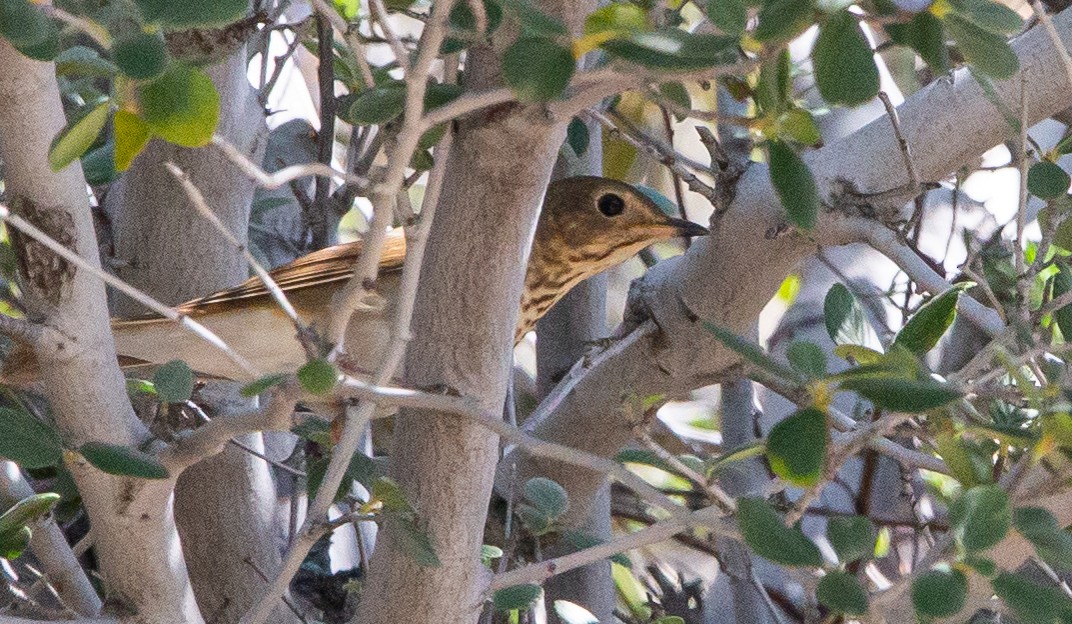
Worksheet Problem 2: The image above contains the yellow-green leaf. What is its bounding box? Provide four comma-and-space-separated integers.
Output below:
113, 110, 151, 172
48, 101, 111, 172
137, 64, 220, 148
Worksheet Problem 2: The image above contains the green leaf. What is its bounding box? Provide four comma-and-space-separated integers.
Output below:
562, 529, 631, 567
48, 101, 111, 173
153, 360, 194, 404
82, 141, 117, 186
0, 407, 63, 469
584, 3, 648, 34
442, 0, 503, 53
912, 568, 967, 618
602, 29, 738, 70
0, 493, 61, 536
113, 32, 169, 80
944, 14, 1019, 80
767, 407, 827, 486
964, 554, 997, 576
79, 442, 170, 479
756, 51, 792, 115
658, 82, 691, 120
372, 477, 415, 514
240, 373, 289, 397
892, 283, 971, 355
738, 498, 823, 567
347, 85, 406, 125
699, 320, 804, 384
886, 12, 950, 74
113, 110, 151, 172
493, 584, 543, 611
0, 525, 31, 560
306, 446, 379, 501
828, 516, 876, 563
949, 0, 1023, 35
126, 378, 156, 397
839, 376, 962, 412
1014, 507, 1072, 570
1054, 263, 1072, 343
298, 359, 338, 395
781, 108, 822, 146
1029, 161, 1071, 200
567, 117, 589, 156
481, 544, 504, 566
786, 341, 827, 378
496, 0, 567, 36
0, 0, 59, 60
754, 0, 814, 43
824, 283, 869, 346
949, 484, 1010, 553
992, 572, 1072, 623
523, 477, 569, 520
333, 0, 358, 19
517, 503, 554, 535
502, 37, 575, 102
135, 0, 249, 29
709, 0, 748, 34
395, 519, 441, 567
55, 46, 119, 77
817, 571, 869, 615
768, 140, 819, 230
138, 64, 220, 147
813, 11, 879, 106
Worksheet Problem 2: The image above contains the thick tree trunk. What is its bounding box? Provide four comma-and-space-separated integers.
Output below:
108, 47, 290, 624
0, 40, 203, 623
355, 4, 593, 621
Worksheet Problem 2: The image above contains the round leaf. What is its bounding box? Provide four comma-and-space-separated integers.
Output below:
912, 568, 967, 618
754, 0, 814, 43
824, 283, 870, 346
1028, 161, 1070, 199
113, 32, 168, 80
298, 359, 338, 395
502, 37, 574, 103
886, 12, 951, 74
768, 140, 819, 230
0, 0, 59, 60
828, 515, 876, 563
944, 13, 1019, 80
567, 117, 589, 156
0, 407, 63, 469
48, 100, 111, 173
153, 360, 194, 404
348, 86, 406, 125
493, 584, 543, 612
0, 526, 31, 560
523, 477, 569, 519
135, 0, 249, 30
786, 341, 827, 378
949, 484, 1010, 553
813, 11, 880, 106
738, 497, 823, 567
817, 571, 869, 615
1013, 507, 1072, 571
767, 407, 827, 486
992, 572, 1072, 623
602, 29, 738, 70
137, 64, 220, 148
113, 110, 151, 172
79, 442, 170, 480
709, 0, 748, 35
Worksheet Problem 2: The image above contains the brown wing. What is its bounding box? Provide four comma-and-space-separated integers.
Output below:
177, 231, 408, 315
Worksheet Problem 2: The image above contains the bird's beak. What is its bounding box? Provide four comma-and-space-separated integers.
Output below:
665, 217, 709, 238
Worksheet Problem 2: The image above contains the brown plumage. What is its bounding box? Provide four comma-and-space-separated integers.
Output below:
2, 177, 706, 384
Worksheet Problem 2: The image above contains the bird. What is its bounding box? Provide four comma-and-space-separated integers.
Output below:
2, 176, 707, 385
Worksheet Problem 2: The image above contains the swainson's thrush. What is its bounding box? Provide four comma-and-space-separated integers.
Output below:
3, 177, 706, 383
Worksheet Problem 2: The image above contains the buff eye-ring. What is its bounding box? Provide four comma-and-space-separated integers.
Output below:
598, 193, 625, 217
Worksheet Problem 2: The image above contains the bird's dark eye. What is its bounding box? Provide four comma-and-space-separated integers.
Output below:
597, 193, 625, 217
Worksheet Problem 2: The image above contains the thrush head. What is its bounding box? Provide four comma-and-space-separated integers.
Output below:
518, 176, 709, 341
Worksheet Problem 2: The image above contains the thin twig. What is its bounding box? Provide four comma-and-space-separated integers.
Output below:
211, 135, 368, 191
308, 0, 375, 88
878, 91, 919, 190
